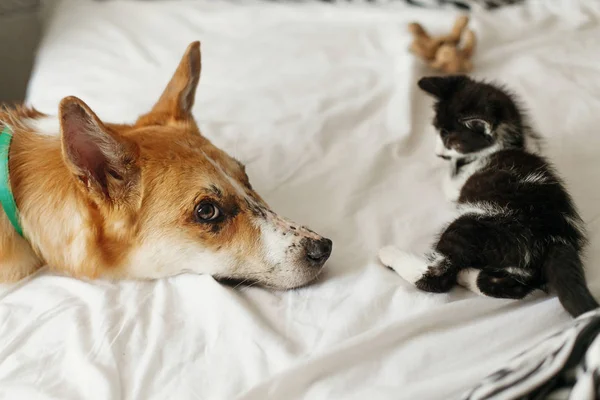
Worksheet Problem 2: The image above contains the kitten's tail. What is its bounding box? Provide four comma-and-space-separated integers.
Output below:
544, 244, 598, 317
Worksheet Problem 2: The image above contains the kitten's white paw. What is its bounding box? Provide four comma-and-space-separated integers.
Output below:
378, 246, 404, 269
457, 268, 484, 296
378, 246, 428, 285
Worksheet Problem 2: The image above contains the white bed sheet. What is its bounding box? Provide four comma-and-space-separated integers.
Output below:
3, 0, 600, 398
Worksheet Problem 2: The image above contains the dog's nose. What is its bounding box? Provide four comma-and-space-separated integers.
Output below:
304, 238, 333, 265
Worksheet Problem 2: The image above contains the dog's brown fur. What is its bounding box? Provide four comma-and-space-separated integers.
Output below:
0, 42, 332, 288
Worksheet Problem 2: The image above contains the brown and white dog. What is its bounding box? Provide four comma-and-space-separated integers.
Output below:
0, 41, 332, 288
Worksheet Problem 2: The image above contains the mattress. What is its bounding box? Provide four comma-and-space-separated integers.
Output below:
4, 0, 600, 398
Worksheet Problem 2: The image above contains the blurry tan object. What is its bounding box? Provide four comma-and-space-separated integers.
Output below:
408, 16, 476, 74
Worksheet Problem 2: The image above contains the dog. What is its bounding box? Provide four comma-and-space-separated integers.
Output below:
0, 41, 332, 289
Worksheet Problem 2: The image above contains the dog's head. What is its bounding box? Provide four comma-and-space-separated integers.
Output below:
58, 42, 332, 288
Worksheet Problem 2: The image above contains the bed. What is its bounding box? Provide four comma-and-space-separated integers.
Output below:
2, 0, 600, 398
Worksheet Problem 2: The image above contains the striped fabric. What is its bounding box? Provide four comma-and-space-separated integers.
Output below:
463, 309, 600, 400
276, 0, 525, 11
400, 0, 524, 10
107, 1, 525, 11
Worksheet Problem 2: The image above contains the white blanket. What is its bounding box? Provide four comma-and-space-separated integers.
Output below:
3, 0, 599, 398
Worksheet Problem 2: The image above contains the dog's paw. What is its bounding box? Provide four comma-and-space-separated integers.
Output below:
378, 246, 428, 285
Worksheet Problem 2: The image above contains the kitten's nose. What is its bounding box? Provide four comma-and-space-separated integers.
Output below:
304, 238, 333, 265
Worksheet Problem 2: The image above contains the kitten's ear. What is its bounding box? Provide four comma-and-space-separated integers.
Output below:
418, 75, 469, 99
463, 118, 493, 136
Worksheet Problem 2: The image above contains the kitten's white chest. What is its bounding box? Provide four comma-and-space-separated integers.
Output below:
444, 157, 487, 202
443, 173, 462, 202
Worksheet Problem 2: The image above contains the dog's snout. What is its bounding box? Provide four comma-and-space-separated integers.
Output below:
304, 238, 333, 265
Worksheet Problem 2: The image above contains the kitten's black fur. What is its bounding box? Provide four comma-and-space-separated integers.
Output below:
416, 75, 598, 317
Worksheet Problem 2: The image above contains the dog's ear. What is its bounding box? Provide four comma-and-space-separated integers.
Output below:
59, 96, 139, 200
147, 41, 201, 122
418, 75, 468, 99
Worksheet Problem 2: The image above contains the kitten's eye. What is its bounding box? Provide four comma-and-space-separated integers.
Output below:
464, 120, 479, 130
195, 202, 222, 222
440, 129, 450, 137
463, 119, 492, 135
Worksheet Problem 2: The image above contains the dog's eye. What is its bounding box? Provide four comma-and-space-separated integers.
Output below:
195, 202, 222, 222
440, 129, 450, 137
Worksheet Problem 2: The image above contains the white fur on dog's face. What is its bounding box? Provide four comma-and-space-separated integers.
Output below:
123, 130, 331, 289
256, 212, 327, 288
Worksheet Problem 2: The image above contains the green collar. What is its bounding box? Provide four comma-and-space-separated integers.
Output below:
0, 126, 24, 237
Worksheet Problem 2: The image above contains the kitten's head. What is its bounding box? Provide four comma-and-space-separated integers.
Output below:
418, 75, 529, 160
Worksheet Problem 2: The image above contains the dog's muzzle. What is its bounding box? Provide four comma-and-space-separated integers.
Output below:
302, 237, 333, 267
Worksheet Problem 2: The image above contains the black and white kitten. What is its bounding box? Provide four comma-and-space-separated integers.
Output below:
379, 75, 598, 317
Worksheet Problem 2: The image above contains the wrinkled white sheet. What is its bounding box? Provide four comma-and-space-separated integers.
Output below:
3, 0, 600, 398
